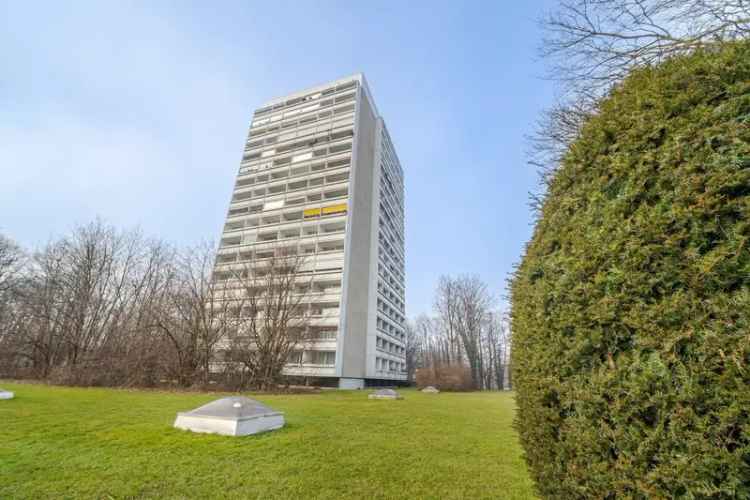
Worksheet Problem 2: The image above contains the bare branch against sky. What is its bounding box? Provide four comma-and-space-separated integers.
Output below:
529, 0, 750, 181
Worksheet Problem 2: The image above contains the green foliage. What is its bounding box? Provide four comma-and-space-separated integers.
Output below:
511, 41, 750, 499
0, 383, 536, 499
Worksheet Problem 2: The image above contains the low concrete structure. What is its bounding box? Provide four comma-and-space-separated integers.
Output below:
0, 389, 14, 400
174, 396, 284, 437
368, 388, 402, 400
421, 386, 439, 394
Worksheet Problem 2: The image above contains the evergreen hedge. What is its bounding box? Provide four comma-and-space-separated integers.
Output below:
511, 41, 750, 499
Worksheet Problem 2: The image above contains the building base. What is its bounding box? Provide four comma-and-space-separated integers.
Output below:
338, 377, 365, 390
285, 375, 407, 390
364, 378, 410, 388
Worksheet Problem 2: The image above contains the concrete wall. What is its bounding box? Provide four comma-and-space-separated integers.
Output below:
338, 86, 378, 381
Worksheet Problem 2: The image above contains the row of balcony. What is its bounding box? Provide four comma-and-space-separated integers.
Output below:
232, 173, 349, 205
377, 296, 404, 325
381, 225, 405, 258
286, 349, 337, 367
375, 356, 406, 374
247, 105, 355, 145
377, 282, 405, 316
216, 240, 346, 265
377, 315, 405, 341
376, 335, 405, 358
240, 141, 352, 176
245, 126, 354, 161
235, 156, 349, 189
227, 185, 349, 220
378, 235, 405, 277
248, 102, 355, 149
379, 126, 405, 187
248, 114, 355, 152
253, 83, 356, 123
240, 140, 352, 174
223, 213, 346, 246
254, 78, 357, 116
221, 219, 346, 246
377, 256, 404, 292
254, 78, 357, 118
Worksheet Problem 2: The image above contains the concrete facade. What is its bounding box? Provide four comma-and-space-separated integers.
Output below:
214, 74, 406, 388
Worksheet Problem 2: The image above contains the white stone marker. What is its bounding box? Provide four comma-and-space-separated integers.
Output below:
421, 386, 440, 394
0, 389, 14, 400
368, 388, 403, 400
174, 396, 284, 437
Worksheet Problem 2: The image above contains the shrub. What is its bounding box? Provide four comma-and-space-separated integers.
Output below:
511, 41, 750, 498
416, 363, 473, 391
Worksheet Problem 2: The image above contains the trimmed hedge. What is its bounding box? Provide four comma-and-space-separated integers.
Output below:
511, 42, 750, 499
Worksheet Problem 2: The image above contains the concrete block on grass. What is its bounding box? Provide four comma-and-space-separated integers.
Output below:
174, 396, 284, 437
368, 389, 403, 400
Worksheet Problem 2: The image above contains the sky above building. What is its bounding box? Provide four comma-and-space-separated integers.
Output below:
1, 0, 557, 317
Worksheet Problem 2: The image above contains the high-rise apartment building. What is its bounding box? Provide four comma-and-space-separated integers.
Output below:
213, 74, 406, 389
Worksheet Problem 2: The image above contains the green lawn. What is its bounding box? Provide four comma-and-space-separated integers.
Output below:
0, 382, 536, 499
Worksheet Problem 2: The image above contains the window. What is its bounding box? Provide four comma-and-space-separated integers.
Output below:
292, 152, 313, 163
263, 200, 284, 211
309, 351, 335, 366
221, 236, 241, 246
312, 329, 337, 340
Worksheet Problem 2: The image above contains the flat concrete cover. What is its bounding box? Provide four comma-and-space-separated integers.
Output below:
369, 389, 403, 400
174, 396, 284, 437
0, 389, 14, 400
422, 386, 439, 393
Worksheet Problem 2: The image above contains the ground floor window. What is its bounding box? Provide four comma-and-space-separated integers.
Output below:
307, 350, 336, 366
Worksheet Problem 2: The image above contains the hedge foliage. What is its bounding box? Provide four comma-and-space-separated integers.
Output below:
511, 41, 750, 499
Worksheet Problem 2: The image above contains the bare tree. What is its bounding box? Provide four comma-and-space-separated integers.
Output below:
3, 221, 176, 383
453, 276, 492, 389
414, 315, 438, 366
542, 0, 750, 94
0, 234, 25, 296
55, 222, 150, 368
482, 311, 512, 390
431, 275, 494, 389
531, 0, 750, 177
404, 320, 419, 383
103, 237, 175, 386
13, 222, 138, 376
413, 314, 440, 380
434, 276, 463, 364
527, 98, 597, 194
151, 242, 237, 387
0, 234, 27, 374
226, 248, 311, 390
412, 302, 514, 391
11, 239, 68, 377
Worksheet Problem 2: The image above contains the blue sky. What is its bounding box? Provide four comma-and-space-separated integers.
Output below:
1, 1, 556, 317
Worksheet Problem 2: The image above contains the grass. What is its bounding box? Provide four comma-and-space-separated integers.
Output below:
0, 382, 536, 499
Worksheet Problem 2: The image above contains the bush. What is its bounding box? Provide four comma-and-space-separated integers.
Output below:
511, 42, 750, 498
416, 364, 473, 391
